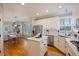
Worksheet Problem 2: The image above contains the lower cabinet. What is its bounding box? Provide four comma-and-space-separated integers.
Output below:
27, 40, 40, 56
54, 36, 78, 56
54, 36, 66, 54
54, 36, 59, 48
40, 41, 47, 55
58, 36, 66, 53
65, 41, 77, 56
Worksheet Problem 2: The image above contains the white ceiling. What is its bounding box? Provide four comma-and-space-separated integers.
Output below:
2, 3, 76, 19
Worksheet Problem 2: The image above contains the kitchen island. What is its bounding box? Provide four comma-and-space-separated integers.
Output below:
27, 36, 47, 56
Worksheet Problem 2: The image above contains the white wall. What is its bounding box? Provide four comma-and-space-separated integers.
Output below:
34, 17, 59, 30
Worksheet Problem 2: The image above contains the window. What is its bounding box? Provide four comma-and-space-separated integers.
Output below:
60, 16, 71, 31
76, 18, 79, 29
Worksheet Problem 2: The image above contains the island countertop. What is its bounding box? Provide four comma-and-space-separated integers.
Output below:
27, 37, 41, 42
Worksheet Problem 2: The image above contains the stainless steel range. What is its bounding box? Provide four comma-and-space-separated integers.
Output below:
70, 40, 79, 52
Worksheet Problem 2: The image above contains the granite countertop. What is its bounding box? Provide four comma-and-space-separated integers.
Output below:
27, 36, 47, 42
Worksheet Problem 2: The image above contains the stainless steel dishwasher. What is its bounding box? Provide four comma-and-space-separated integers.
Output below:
47, 35, 54, 46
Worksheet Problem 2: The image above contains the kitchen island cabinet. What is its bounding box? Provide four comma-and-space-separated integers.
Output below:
27, 36, 47, 56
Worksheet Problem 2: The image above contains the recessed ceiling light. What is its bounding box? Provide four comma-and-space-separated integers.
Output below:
46, 10, 49, 13
58, 5, 62, 8
21, 3, 25, 5
36, 13, 39, 16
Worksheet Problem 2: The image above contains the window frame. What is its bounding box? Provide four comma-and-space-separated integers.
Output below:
59, 16, 72, 31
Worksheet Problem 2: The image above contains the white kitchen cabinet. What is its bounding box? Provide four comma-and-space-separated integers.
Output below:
54, 36, 66, 54
65, 39, 79, 56
54, 36, 59, 48
66, 43, 76, 56
58, 36, 66, 53
27, 36, 47, 56
54, 36, 79, 56
64, 39, 69, 55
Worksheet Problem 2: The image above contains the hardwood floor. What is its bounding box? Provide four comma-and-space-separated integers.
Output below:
4, 38, 30, 56
4, 37, 64, 56
47, 46, 64, 56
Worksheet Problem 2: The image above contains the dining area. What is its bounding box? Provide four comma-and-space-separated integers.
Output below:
3, 21, 21, 44
2, 20, 31, 55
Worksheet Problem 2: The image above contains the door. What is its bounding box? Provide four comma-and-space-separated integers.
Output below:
0, 18, 4, 55
0, 5, 4, 55
22, 22, 31, 36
